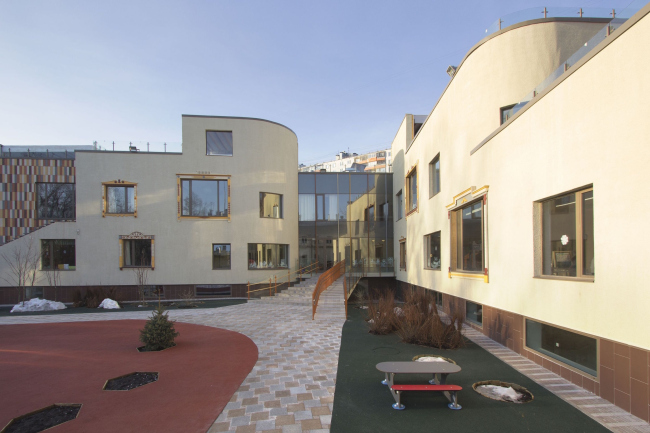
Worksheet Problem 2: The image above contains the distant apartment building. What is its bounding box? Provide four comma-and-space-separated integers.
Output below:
299, 149, 392, 173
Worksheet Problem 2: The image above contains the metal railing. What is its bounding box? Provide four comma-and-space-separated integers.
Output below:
343, 264, 365, 319
311, 260, 346, 320
246, 261, 319, 300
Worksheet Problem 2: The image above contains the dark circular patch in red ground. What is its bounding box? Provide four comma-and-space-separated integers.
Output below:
0, 320, 258, 433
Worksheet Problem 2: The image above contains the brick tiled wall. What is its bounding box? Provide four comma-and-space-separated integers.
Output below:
0, 158, 75, 245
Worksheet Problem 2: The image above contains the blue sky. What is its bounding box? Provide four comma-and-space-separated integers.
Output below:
0, 0, 639, 164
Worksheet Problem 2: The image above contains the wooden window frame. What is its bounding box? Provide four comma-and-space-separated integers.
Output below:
177, 174, 231, 221
429, 154, 440, 198
405, 163, 419, 217
102, 180, 137, 218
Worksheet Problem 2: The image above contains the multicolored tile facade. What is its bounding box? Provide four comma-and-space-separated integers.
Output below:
0, 158, 75, 245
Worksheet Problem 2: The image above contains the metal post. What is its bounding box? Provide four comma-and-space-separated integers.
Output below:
288, 268, 291, 287
542, 7, 548, 18
578, 8, 583, 18
147, 142, 150, 152
269, 278, 272, 296
247, 282, 250, 300
611, 9, 616, 18
164, 142, 167, 152
113, 141, 115, 151
498, 18, 502, 30
274, 275, 277, 295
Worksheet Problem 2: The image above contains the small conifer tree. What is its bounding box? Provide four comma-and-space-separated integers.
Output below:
139, 306, 179, 351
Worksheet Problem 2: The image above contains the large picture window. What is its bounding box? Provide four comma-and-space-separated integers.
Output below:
424, 231, 441, 270
36, 183, 75, 219
451, 199, 483, 273
405, 166, 418, 214
212, 244, 231, 269
181, 179, 228, 218
206, 131, 233, 156
248, 243, 289, 269
465, 301, 483, 325
540, 188, 594, 278
429, 154, 440, 198
260, 193, 283, 219
41, 239, 76, 270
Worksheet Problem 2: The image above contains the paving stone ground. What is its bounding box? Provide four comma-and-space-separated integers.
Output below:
1, 277, 649, 433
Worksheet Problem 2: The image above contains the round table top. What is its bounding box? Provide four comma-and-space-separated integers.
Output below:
376, 361, 461, 374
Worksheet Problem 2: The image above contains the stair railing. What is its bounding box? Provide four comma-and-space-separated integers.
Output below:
311, 260, 345, 320
247, 261, 319, 300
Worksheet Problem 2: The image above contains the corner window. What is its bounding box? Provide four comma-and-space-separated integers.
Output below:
526, 319, 597, 377
212, 244, 231, 269
196, 284, 231, 296
424, 231, 441, 270
429, 154, 440, 198
399, 239, 406, 270
36, 183, 75, 220
465, 301, 483, 325
451, 199, 483, 273
260, 193, 283, 219
248, 243, 288, 269
396, 190, 403, 220
206, 131, 233, 156
500, 104, 516, 124
405, 166, 418, 215
119, 232, 154, 269
180, 178, 229, 218
103, 182, 136, 216
540, 188, 594, 278
41, 240, 76, 270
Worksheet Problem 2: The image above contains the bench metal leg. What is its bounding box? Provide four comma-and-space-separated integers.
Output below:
391, 390, 405, 410
381, 372, 389, 385
447, 391, 462, 410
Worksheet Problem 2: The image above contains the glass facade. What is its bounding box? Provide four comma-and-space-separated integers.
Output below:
298, 173, 393, 274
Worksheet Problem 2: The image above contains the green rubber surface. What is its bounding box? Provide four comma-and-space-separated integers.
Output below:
331, 308, 609, 433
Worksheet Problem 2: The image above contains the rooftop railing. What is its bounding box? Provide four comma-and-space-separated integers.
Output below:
484, 5, 643, 36
91, 140, 182, 153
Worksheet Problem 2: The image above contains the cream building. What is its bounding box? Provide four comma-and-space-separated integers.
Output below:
392, 5, 650, 420
0, 115, 298, 299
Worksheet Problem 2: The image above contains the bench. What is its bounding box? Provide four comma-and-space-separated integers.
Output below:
390, 384, 462, 410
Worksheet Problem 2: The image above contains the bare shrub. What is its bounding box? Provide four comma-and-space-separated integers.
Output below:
179, 288, 199, 308
1, 237, 40, 305
366, 290, 399, 335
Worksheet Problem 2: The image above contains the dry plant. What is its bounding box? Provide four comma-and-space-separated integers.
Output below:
396, 287, 465, 349
1, 237, 40, 305
366, 290, 400, 335
43, 266, 61, 302
132, 259, 150, 307
178, 287, 199, 308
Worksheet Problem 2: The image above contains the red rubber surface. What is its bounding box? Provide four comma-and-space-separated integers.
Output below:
0, 320, 258, 433
391, 385, 462, 391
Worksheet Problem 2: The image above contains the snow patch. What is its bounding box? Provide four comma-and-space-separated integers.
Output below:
416, 356, 448, 363
477, 385, 525, 403
98, 298, 120, 309
11, 298, 66, 313
394, 307, 404, 316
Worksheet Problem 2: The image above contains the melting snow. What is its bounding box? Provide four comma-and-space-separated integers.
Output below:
98, 298, 120, 309
477, 385, 525, 402
11, 298, 66, 313
416, 356, 448, 363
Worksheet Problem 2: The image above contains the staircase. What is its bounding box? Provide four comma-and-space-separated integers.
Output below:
255, 273, 347, 321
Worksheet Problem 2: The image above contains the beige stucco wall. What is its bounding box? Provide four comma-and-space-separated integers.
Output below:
393, 15, 650, 350
0, 116, 298, 289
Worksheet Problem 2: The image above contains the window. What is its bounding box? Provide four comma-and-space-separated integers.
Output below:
424, 231, 441, 270
465, 301, 483, 325
248, 243, 289, 269
123, 239, 152, 267
396, 245, 405, 270
141, 286, 164, 298
206, 131, 233, 156
180, 178, 229, 218
405, 166, 418, 214
41, 239, 76, 270
36, 183, 75, 219
433, 291, 443, 308
103, 182, 136, 216
526, 319, 597, 376
396, 190, 403, 220
500, 104, 516, 124
196, 284, 231, 296
451, 199, 483, 273
212, 244, 231, 269
540, 188, 594, 278
260, 193, 283, 219
429, 154, 440, 198
299, 194, 316, 221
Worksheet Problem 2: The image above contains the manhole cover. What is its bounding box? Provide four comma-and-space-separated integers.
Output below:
1, 404, 81, 433
372, 347, 400, 355
103, 372, 159, 391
